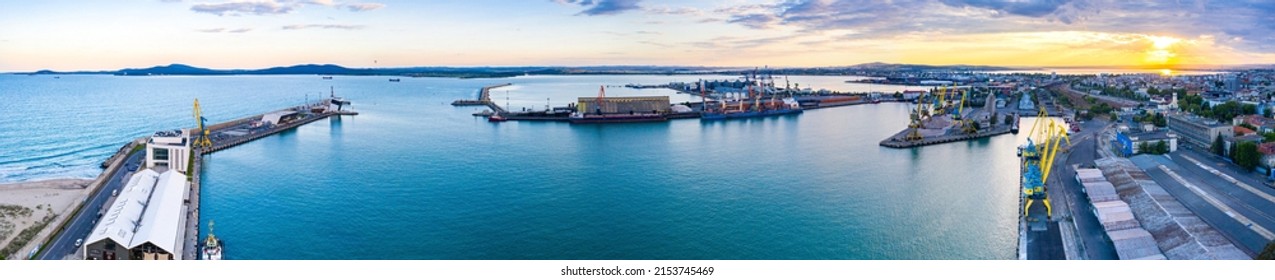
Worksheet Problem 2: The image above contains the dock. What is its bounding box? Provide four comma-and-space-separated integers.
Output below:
184, 98, 357, 259
453, 83, 511, 115
879, 126, 1013, 148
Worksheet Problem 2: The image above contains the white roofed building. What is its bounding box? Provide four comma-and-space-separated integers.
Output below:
83, 169, 189, 260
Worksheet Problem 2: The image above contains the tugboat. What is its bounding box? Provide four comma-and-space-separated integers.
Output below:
488, 113, 507, 122
202, 220, 223, 260
1010, 113, 1020, 134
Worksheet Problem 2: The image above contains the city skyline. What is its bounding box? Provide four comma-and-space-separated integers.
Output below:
3, 0, 1275, 72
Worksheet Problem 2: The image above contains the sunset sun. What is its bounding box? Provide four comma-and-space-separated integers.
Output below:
1143, 35, 1183, 66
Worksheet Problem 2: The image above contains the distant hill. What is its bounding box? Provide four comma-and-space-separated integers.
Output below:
14, 62, 1028, 78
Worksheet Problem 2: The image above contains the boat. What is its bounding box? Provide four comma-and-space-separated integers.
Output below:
701, 97, 803, 120
1010, 113, 1020, 134
322, 76, 333, 80
389, 78, 401, 82
202, 220, 223, 260
488, 114, 507, 122
568, 112, 665, 123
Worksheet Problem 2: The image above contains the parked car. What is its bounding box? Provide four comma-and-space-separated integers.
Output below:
74, 238, 83, 248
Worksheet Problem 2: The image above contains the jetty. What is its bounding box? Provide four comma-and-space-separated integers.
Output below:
879, 125, 1013, 148
453, 83, 511, 115
183, 98, 356, 259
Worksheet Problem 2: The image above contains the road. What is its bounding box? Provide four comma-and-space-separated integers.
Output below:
1047, 118, 1119, 259
1124, 147, 1275, 256
37, 151, 145, 260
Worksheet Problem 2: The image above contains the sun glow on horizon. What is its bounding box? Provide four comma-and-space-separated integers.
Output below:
1143, 35, 1184, 66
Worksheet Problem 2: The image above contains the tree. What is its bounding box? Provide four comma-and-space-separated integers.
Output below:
1148, 87, 1161, 96
1212, 134, 1226, 156
1154, 140, 1170, 154
1235, 141, 1261, 171
1260, 241, 1275, 260
1263, 132, 1275, 143
1138, 142, 1152, 155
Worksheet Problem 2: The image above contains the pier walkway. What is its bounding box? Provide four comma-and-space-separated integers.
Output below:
453, 83, 511, 115
184, 99, 356, 259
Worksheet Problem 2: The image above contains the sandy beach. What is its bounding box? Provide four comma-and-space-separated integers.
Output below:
0, 179, 91, 258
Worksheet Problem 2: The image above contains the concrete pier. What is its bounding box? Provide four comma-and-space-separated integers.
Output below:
183, 98, 356, 259
453, 83, 512, 115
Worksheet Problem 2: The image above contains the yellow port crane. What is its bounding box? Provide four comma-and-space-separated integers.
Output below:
193, 99, 212, 148
1022, 108, 1071, 219
905, 91, 929, 141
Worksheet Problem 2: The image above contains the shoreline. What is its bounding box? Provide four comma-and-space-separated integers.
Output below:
0, 178, 91, 259
0, 178, 95, 189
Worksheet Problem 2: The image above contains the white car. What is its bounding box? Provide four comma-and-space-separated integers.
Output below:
74, 238, 83, 248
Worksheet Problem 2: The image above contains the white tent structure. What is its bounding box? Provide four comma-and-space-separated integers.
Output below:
83, 169, 188, 260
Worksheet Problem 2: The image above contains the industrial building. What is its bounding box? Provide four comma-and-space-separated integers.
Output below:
82, 169, 189, 260
1167, 114, 1233, 148
146, 130, 192, 173
1112, 130, 1178, 156
576, 96, 670, 115
1075, 168, 1166, 260
1093, 159, 1249, 260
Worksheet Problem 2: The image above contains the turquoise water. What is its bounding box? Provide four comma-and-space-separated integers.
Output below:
1, 75, 1020, 259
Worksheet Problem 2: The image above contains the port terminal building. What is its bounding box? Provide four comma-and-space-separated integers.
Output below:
576, 96, 670, 115
1112, 130, 1178, 156
82, 169, 189, 260
146, 130, 191, 173
1166, 114, 1233, 148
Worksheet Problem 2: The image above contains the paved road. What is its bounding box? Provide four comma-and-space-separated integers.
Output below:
1124, 148, 1275, 256
37, 151, 144, 260
1048, 119, 1119, 259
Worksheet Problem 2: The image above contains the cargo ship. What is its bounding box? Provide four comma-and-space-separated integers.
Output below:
568, 112, 666, 123
701, 97, 803, 120
568, 86, 671, 124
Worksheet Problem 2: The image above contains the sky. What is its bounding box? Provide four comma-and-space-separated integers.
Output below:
2, 0, 1274, 71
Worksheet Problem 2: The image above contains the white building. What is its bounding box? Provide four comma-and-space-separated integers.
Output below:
146, 130, 191, 173
83, 169, 189, 260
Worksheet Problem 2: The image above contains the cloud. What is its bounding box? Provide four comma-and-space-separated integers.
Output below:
644, 6, 702, 16
342, 2, 384, 11
192, 1, 295, 16
711, 0, 1275, 53
282, 24, 366, 30
554, 0, 643, 16
189, 0, 385, 16
196, 27, 254, 33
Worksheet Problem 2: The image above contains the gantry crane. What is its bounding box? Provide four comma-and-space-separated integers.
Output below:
1021, 106, 1070, 220
193, 99, 212, 148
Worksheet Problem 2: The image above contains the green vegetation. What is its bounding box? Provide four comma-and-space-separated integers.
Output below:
1213, 134, 1226, 156
128, 142, 145, 156
0, 204, 33, 248
1260, 241, 1275, 260
1133, 112, 1167, 127
1076, 84, 1151, 102
1137, 140, 1171, 155
1089, 102, 1114, 116
1233, 141, 1261, 171
1179, 94, 1257, 123
0, 209, 55, 260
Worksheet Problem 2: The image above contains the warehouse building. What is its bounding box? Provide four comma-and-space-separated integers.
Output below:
576, 96, 670, 116
83, 169, 189, 260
